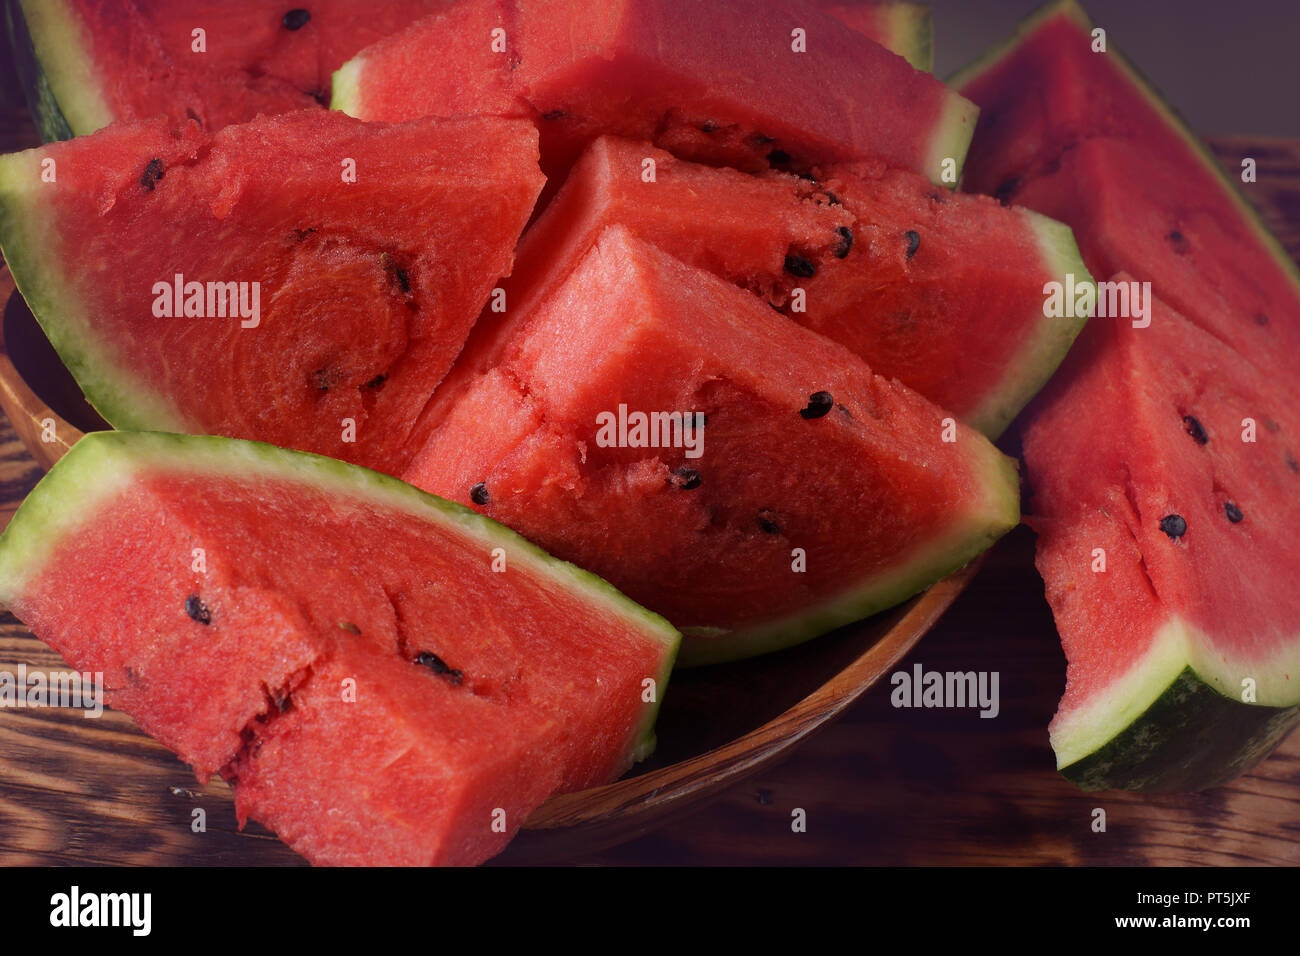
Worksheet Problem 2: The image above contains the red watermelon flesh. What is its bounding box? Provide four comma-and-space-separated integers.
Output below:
428, 135, 1088, 440
0, 109, 545, 476
333, 0, 976, 188
953, 0, 1300, 383
15, 0, 449, 136
0, 432, 678, 865
328, 0, 521, 123
403, 225, 1020, 665
1023, 280, 1300, 790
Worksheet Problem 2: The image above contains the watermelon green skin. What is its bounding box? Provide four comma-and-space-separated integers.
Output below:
0, 430, 680, 865
332, 0, 977, 189
0, 109, 544, 476
5, 0, 448, 139
816, 1, 932, 72
1024, 286, 1300, 791
952, 0, 1300, 386
4, 0, 75, 141
430, 135, 1089, 441
404, 225, 1021, 666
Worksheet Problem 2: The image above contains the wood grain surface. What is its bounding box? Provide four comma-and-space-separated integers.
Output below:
0, 91, 1297, 866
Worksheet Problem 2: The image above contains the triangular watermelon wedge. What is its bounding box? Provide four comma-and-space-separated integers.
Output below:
405, 225, 1021, 665
0, 109, 545, 476
1024, 283, 1300, 790
431, 135, 1089, 440
333, 0, 976, 188
6, 0, 451, 139
952, 0, 1300, 385
0, 430, 679, 865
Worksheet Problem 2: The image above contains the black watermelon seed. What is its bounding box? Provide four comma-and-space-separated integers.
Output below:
751, 134, 776, 146
1166, 230, 1191, 254
272, 688, 293, 713
668, 467, 702, 490
1288, 454, 1299, 473
310, 368, 333, 391
140, 158, 164, 191
363, 374, 386, 389
470, 482, 490, 505
767, 149, 793, 166
282, 8, 311, 30
1255, 312, 1270, 326
1182, 415, 1209, 445
185, 594, 211, 625
800, 391, 834, 419
784, 254, 817, 278
699, 121, 718, 133
757, 510, 782, 535
414, 651, 463, 685
542, 109, 566, 120
833, 226, 854, 259
1224, 501, 1244, 523
822, 191, 841, 206
394, 267, 411, 294
904, 230, 921, 260
1159, 514, 1187, 539
994, 177, 1019, 204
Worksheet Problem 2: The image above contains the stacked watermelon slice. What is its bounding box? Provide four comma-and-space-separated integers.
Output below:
952, 0, 1300, 789
0, 0, 1292, 865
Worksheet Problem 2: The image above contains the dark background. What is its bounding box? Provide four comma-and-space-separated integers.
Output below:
933, 0, 1300, 136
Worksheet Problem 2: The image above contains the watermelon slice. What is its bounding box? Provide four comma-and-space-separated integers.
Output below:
955, 0, 1300, 789
0, 109, 544, 475
1023, 283, 1300, 791
5, 0, 448, 139
816, 1, 932, 72
404, 225, 1021, 665
952, 0, 1300, 383
0, 430, 679, 865
332, 0, 977, 188
431, 135, 1089, 440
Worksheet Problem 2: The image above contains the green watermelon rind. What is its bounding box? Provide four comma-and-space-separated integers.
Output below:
0, 431, 682, 766
1053, 618, 1300, 791
883, 1, 934, 73
679, 445, 1021, 667
329, 57, 364, 117
968, 210, 1092, 438
948, 0, 1300, 300
0, 149, 189, 434
926, 92, 978, 192
4, 0, 74, 142
8, 0, 113, 139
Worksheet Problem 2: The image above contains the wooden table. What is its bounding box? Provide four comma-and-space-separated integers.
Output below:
0, 92, 1297, 865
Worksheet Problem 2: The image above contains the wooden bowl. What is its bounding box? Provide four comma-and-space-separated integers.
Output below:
0, 266, 978, 862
